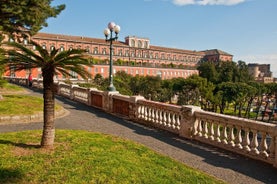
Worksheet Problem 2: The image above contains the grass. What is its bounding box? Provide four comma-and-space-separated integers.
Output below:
0, 95, 44, 115
0, 130, 225, 184
0, 84, 61, 116
0, 83, 25, 93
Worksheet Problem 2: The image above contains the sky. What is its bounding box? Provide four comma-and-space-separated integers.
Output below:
42, 0, 277, 77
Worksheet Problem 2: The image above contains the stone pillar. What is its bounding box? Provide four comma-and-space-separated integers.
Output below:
129, 95, 145, 120
179, 105, 202, 139
56, 82, 64, 95
103, 91, 119, 113
70, 84, 78, 100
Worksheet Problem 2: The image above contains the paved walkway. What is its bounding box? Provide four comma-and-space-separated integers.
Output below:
0, 88, 276, 184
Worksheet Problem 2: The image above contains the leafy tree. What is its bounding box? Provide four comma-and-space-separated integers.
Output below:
197, 62, 219, 83
216, 82, 237, 114
176, 75, 214, 107
1, 41, 91, 148
0, 0, 65, 36
114, 71, 133, 95
140, 76, 162, 101
159, 79, 175, 103
129, 75, 143, 95
233, 83, 256, 117
234, 60, 254, 82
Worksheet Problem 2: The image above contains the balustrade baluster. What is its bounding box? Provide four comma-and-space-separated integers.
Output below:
137, 105, 142, 119
215, 122, 221, 143
176, 114, 181, 130
152, 108, 156, 123
159, 111, 163, 125
192, 118, 199, 136
203, 120, 208, 139
235, 126, 243, 149
250, 130, 260, 155
197, 120, 203, 137
228, 126, 235, 147
172, 113, 176, 129
141, 106, 145, 120
209, 121, 214, 141
221, 125, 228, 145
166, 112, 172, 128
145, 107, 148, 121
259, 132, 269, 158
163, 111, 167, 126
242, 128, 251, 152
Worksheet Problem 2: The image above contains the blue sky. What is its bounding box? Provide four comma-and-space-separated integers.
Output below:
42, 0, 277, 77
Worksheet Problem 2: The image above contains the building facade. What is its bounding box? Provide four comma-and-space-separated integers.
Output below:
248, 63, 274, 83
4, 32, 233, 80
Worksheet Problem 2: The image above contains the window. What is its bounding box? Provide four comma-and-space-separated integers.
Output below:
131, 40, 135, 47
102, 48, 107, 55
42, 45, 46, 49
85, 47, 90, 53
93, 47, 98, 54
50, 45, 55, 51
144, 41, 148, 48
125, 50, 129, 57
138, 40, 142, 48
100, 68, 104, 73
60, 46, 64, 52
119, 49, 123, 56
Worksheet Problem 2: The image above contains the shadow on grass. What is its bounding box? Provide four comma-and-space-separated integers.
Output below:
0, 168, 24, 183
0, 139, 40, 149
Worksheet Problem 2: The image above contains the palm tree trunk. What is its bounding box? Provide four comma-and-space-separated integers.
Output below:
41, 71, 55, 148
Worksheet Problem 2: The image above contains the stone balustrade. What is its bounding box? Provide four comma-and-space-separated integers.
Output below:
5, 77, 277, 168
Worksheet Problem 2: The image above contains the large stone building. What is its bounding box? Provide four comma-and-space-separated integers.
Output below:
4, 32, 233, 80
248, 63, 274, 83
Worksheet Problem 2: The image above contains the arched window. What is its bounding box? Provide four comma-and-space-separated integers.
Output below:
50, 45, 55, 51
93, 47, 98, 54
60, 46, 64, 51
138, 40, 142, 48
131, 40, 135, 47
102, 48, 107, 55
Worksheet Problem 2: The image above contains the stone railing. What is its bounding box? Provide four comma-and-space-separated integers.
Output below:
5, 77, 277, 168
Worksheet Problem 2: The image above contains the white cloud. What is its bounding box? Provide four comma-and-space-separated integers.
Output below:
173, 0, 246, 6
236, 54, 277, 78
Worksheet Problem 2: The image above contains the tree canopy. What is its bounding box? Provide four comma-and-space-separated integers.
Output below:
0, 0, 65, 36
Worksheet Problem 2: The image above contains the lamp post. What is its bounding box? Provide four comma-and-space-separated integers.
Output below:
104, 22, 120, 91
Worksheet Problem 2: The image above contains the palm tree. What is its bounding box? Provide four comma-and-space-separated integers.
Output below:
2, 40, 92, 148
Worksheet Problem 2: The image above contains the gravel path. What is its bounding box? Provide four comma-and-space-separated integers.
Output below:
0, 88, 276, 184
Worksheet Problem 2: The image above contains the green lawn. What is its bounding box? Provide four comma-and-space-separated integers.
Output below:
0, 130, 225, 184
0, 83, 25, 93
0, 83, 61, 116
0, 95, 44, 115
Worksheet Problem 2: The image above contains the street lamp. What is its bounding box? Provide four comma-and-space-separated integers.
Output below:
104, 22, 120, 91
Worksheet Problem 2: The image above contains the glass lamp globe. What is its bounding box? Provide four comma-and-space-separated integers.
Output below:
114, 25, 120, 34
108, 22, 116, 30
104, 28, 110, 37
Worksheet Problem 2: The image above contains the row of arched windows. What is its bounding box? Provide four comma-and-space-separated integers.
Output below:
36, 42, 202, 63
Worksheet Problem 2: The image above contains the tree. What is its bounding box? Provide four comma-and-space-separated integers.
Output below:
197, 62, 219, 83
0, 0, 65, 36
1, 40, 92, 148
